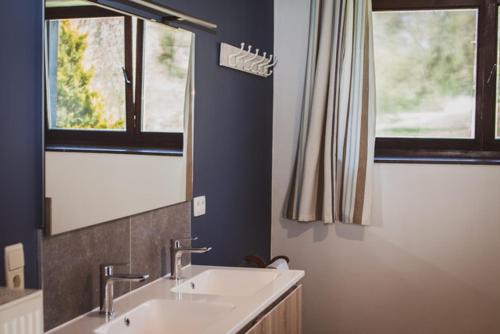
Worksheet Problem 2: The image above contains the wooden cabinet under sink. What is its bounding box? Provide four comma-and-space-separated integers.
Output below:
241, 285, 302, 334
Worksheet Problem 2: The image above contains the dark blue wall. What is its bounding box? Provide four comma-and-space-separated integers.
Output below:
162, 0, 274, 265
0, 0, 272, 288
0, 1, 43, 288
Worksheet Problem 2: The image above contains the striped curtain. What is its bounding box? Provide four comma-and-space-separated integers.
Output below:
285, 0, 375, 225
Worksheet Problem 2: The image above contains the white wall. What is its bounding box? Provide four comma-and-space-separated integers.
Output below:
272, 1, 500, 333
46, 152, 186, 235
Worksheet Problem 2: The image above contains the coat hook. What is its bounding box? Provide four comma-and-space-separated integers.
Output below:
258, 55, 273, 74
220, 42, 277, 78
244, 49, 260, 70
236, 45, 252, 67
229, 42, 245, 67
251, 52, 267, 73
263, 56, 278, 75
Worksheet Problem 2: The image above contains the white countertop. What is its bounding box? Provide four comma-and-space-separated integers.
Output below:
47, 265, 304, 334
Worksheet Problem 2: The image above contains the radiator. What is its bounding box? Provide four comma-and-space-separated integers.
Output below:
0, 290, 43, 334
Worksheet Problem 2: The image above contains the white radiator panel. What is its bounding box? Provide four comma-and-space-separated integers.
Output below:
0, 291, 43, 334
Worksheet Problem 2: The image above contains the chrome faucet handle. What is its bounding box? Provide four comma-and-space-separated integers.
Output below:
100, 263, 128, 275
171, 237, 198, 247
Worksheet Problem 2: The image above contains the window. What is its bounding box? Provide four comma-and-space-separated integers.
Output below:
373, 0, 500, 161
138, 21, 192, 133
45, 7, 192, 151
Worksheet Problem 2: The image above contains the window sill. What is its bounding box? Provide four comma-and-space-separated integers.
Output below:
375, 155, 500, 165
45, 145, 183, 157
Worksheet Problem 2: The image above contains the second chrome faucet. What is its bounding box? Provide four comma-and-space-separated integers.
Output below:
169, 237, 211, 280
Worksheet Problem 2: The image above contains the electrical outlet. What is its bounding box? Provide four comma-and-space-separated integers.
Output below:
193, 196, 206, 217
5, 243, 25, 289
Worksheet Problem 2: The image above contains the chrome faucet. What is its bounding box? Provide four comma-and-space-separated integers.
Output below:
99, 263, 149, 317
169, 237, 211, 280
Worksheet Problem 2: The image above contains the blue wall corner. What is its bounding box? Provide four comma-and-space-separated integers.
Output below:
0, 0, 43, 288
160, 0, 274, 266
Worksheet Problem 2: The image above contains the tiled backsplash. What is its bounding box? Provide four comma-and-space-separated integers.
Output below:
41, 202, 191, 331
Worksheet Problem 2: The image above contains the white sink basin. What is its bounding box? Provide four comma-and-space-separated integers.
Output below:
171, 269, 279, 297
94, 299, 235, 334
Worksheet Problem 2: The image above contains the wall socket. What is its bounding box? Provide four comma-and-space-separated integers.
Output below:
5, 243, 25, 289
193, 196, 206, 217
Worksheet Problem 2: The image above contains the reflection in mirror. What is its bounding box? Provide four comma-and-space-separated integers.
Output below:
46, 15, 127, 131
140, 21, 192, 133
44, 0, 195, 235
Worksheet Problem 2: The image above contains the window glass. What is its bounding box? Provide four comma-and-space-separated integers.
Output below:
373, 9, 478, 138
46, 17, 126, 130
141, 22, 192, 133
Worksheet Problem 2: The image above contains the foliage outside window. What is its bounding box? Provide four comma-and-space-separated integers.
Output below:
373, 0, 500, 161
141, 22, 191, 133
49, 18, 126, 130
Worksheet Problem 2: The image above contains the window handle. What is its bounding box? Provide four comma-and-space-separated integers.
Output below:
121, 66, 131, 85
486, 63, 496, 85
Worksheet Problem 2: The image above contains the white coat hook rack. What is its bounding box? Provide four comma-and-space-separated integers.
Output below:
219, 42, 277, 78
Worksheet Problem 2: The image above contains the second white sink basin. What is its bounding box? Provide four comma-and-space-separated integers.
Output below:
94, 299, 235, 334
171, 269, 279, 297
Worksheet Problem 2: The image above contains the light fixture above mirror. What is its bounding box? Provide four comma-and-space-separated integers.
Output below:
45, 0, 217, 32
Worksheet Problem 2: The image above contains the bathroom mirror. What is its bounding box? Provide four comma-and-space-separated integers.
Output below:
43, 0, 195, 235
